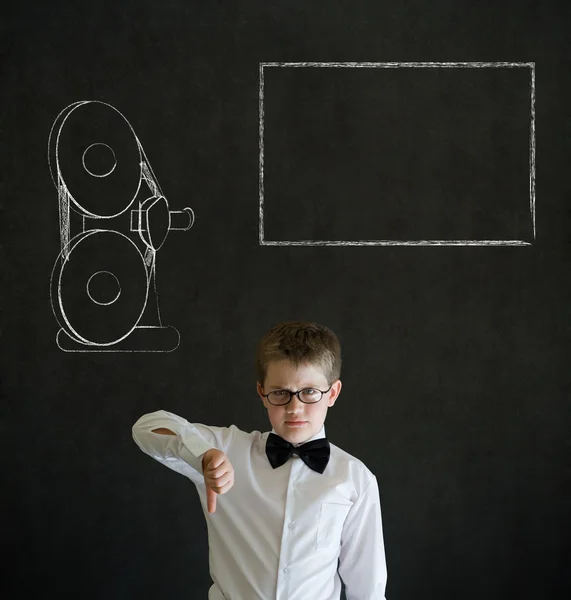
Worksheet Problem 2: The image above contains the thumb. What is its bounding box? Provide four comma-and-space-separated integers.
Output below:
206, 484, 217, 514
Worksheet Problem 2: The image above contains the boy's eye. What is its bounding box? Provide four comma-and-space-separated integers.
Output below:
274, 390, 288, 396
303, 388, 316, 394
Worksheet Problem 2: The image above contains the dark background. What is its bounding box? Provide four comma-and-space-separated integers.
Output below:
2, 1, 570, 598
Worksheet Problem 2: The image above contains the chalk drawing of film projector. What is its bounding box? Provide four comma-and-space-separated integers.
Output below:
49, 101, 194, 352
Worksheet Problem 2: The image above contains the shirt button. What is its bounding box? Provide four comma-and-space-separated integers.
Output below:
289, 522, 295, 529
283, 567, 289, 577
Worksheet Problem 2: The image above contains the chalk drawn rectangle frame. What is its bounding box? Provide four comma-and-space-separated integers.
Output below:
258, 61, 536, 247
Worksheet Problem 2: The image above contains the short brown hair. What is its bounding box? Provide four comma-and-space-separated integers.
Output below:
255, 321, 342, 385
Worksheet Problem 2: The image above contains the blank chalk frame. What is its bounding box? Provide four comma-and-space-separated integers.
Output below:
258, 61, 536, 247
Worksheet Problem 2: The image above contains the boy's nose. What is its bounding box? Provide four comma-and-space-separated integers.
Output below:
287, 396, 305, 411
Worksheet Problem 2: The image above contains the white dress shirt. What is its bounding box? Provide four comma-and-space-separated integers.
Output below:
132, 410, 388, 600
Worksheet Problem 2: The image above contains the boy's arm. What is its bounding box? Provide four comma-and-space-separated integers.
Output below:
132, 409, 223, 483
148, 427, 212, 471
338, 476, 388, 600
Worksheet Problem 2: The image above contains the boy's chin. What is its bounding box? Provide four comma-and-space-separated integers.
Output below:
281, 425, 312, 441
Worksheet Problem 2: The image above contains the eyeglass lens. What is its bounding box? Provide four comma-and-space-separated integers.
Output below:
268, 389, 322, 405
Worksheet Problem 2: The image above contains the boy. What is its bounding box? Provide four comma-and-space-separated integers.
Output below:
132, 321, 388, 599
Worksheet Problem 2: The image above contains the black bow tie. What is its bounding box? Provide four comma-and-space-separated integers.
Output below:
266, 432, 330, 474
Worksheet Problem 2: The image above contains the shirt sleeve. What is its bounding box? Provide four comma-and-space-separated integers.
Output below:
338, 475, 388, 600
131, 409, 235, 486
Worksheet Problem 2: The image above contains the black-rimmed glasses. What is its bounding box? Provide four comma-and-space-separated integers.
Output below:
261, 385, 333, 406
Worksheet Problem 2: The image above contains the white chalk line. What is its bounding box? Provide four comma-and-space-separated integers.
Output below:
259, 63, 266, 245
55, 326, 181, 353
529, 64, 536, 239
260, 240, 531, 247
86, 270, 122, 306
261, 61, 534, 68
81, 142, 117, 178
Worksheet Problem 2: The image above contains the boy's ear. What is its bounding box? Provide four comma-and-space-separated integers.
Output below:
329, 379, 342, 404
256, 381, 265, 401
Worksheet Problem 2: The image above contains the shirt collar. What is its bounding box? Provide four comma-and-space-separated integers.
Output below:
269, 424, 326, 447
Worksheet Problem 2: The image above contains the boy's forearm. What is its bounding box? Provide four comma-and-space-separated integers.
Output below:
151, 427, 213, 469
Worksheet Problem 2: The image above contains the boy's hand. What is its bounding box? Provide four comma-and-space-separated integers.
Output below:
202, 448, 234, 514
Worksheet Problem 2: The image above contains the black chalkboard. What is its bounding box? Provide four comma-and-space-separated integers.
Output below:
2, 1, 570, 599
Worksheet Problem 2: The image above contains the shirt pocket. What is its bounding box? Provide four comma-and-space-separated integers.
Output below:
315, 501, 352, 551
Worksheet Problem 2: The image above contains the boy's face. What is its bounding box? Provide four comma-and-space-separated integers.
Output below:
257, 359, 342, 445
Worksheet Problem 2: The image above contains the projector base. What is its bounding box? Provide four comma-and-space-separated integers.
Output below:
56, 326, 181, 353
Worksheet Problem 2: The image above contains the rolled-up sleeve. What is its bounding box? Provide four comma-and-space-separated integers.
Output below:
338, 475, 388, 599
132, 409, 234, 485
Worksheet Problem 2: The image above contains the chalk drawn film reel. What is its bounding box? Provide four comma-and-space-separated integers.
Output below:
54, 101, 143, 218
51, 230, 150, 346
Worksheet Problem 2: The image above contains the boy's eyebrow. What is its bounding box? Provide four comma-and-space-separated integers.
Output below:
267, 383, 321, 390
